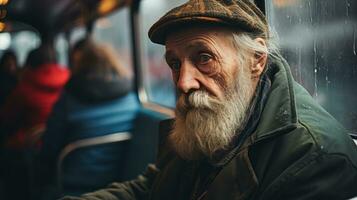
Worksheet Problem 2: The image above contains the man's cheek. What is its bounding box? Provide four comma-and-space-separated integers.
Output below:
211, 71, 230, 92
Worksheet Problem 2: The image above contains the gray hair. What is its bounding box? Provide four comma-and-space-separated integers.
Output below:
231, 31, 280, 70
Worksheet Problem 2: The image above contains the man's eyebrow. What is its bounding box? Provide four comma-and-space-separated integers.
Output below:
164, 41, 213, 60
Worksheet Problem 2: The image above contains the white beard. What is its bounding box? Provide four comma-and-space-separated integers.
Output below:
169, 67, 255, 160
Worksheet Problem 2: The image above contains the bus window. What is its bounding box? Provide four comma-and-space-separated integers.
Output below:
139, 0, 186, 108
67, 8, 133, 74
266, 0, 357, 134
93, 8, 133, 74
55, 34, 69, 66
1, 31, 40, 66
70, 27, 86, 45
0, 33, 11, 51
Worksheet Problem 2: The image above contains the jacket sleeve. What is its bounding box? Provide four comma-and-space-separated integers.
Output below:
265, 153, 357, 200
60, 164, 159, 200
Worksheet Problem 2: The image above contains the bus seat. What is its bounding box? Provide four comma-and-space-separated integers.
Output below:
56, 131, 132, 196
120, 107, 171, 180
55, 107, 171, 197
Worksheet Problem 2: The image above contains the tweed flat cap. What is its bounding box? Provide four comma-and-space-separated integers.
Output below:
148, 0, 268, 45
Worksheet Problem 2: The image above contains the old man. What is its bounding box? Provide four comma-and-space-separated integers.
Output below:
62, 0, 357, 199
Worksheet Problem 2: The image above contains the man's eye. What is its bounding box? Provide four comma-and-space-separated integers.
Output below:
169, 61, 181, 71
198, 53, 212, 64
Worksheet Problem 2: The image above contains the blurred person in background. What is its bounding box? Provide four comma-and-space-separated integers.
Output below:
0, 42, 70, 200
0, 43, 70, 149
37, 38, 139, 198
0, 50, 18, 107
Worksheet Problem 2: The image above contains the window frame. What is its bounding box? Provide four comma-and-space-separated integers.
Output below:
129, 1, 175, 117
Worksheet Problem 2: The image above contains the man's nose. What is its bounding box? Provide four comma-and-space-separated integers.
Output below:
176, 62, 200, 94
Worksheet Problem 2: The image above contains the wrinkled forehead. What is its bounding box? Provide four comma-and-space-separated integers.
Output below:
165, 25, 235, 50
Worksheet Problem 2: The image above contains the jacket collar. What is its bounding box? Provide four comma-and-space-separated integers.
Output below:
253, 55, 298, 142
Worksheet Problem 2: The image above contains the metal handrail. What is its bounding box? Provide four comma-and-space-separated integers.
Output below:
56, 131, 132, 191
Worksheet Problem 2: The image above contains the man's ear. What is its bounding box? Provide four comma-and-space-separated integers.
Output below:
251, 38, 268, 79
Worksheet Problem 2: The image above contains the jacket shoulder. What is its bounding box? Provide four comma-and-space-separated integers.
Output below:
293, 82, 357, 159
254, 83, 357, 199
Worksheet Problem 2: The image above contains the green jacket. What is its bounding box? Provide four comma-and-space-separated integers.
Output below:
62, 56, 357, 200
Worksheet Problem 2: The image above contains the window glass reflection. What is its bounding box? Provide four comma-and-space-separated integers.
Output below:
266, 0, 357, 133
93, 8, 133, 73
69, 9, 133, 73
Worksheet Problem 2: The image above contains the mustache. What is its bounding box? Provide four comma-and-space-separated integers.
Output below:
176, 90, 222, 116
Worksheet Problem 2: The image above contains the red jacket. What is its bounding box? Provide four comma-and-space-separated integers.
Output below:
0, 63, 70, 149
